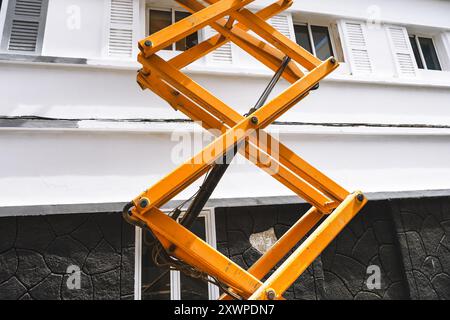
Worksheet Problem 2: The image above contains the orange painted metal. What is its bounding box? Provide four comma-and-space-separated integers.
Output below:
127, 0, 367, 300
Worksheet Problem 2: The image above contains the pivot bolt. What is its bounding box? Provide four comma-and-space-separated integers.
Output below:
137, 80, 146, 90
144, 40, 153, 47
250, 116, 259, 125
330, 57, 336, 64
266, 288, 276, 300
139, 198, 150, 208
356, 193, 364, 202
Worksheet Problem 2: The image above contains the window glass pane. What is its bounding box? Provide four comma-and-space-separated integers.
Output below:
418, 37, 441, 71
141, 230, 171, 299
149, 10, 172, 50
180, 217, 209, 300
175, 11, 198, 51
409, 36, 424, 69
311, 26, 333, 60
294, 24, 312, 53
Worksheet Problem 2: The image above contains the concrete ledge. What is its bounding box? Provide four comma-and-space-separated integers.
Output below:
1, 189, 449, 217
1, 117, 450, 133
1, 54, 449, 89
0, 53, 87, 65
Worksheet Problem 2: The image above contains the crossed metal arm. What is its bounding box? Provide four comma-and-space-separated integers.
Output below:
124, 0, 367, 300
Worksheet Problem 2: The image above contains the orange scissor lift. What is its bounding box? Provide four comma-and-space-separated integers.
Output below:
123, 0, 367, 300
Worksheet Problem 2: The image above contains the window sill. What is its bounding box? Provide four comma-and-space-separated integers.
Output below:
2, 118, 450, 136
0, 53, 88, 65
327, 73, 450, 89
1, 53, 450, 89
85, 58, 450, 89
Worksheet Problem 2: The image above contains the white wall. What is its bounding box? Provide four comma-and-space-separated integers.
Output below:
1, 0, 450, 208
0, 61, 449, 207
1, 125, 449, 207
285, 0, 450, 29
32, 0, 450, 83
2, 62, 450, 126
42, 0, 106, 59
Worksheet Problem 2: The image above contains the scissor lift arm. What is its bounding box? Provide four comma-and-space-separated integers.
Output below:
124, 0, 367, 300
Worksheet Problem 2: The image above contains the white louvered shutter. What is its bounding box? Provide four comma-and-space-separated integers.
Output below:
339, 21, 373, 74
386, 25, 417, 77
107, 0, 138, 58
1, 0, 48, 53
204, 25, 233, 65
268, 14, 294, 40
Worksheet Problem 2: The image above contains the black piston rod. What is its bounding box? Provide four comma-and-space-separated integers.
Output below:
180, 57, 292, 228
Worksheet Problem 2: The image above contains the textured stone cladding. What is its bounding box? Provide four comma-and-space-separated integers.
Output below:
0, 196, 449, 300
215, 196, 450, 300
0, 212, 135, 300
391, 197, 450, 299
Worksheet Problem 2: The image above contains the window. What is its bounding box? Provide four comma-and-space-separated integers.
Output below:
148, 9, 199, 51
409, 35, 442, 71
136, 210, 218, 300
1, 0, 49, 54
294, 24, 334, 61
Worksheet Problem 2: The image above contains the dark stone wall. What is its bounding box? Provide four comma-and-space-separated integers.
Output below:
215, 196, 450, 300
0, 212, 135, 300
320, 200, 409, 299
0, 196, 448, 300
391, 197, 450, 299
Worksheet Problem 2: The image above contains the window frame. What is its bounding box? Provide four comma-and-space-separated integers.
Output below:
134, 208, 219, 300
292, 21, 337, 60
0, 0, 6, 45
146, 6, 200, 52
409, 34, 442, 71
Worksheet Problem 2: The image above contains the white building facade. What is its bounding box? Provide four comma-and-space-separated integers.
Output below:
0, 0, 449, 300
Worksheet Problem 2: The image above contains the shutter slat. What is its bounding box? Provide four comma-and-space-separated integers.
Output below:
108, 0, 135, 58
205, 26, 233, 64
386, 25, 417, 77
5, 0, 46, 53
8, 19, 39, 52
341, 21, 373, 74
268, 14, 292, 39
15, 0, 43, 17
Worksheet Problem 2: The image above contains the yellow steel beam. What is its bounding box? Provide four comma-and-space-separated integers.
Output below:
139, 1, 342, 201
133, 57, 339, 214
129, 0, 368, 301
137, 73, 341, 214
173, 0, 303, 82
203, 0, 320, 70
136, 206, 262, 297
247, 207, 323, 279
137, 72, 226, 133
132, 194, 365, 300
139, 54, 348, 202
220, 206, 323, 300
248, 192, 367, 300
139, 0, 255, 56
